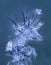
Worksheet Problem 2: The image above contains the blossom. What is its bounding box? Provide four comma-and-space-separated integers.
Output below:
5, 9, 44, 65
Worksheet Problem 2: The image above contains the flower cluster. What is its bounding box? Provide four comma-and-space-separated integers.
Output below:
5, 9, 44, 65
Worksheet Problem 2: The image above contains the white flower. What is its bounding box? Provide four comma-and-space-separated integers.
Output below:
6, 41, 13, 51
35, 9, 42, 15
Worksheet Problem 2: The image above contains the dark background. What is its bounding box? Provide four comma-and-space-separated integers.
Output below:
0, 0, 51, 65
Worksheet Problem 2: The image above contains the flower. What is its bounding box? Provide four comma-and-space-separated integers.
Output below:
5, 9, 44, 65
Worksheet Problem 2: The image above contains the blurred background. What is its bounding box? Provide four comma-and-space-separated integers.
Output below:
0, 0, 51, 65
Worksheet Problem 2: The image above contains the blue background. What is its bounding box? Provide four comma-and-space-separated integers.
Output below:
0, 0, 51, 65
